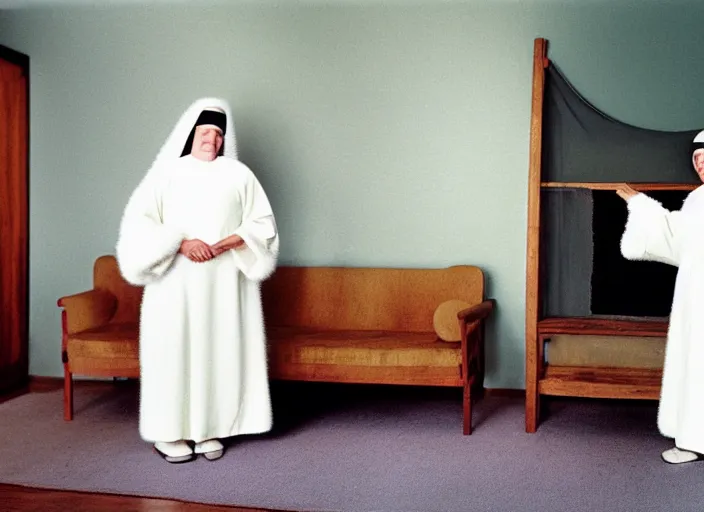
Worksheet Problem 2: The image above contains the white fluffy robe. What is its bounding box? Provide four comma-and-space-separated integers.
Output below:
620, 186, 704, 454
116, 154, 279, 443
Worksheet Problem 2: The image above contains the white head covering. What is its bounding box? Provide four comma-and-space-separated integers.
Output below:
151, 97, 237, 170
692, 129, 704, 170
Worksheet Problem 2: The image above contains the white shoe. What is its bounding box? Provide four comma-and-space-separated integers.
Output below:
194, 439, 224, 461
154, 440, 195, 464
661, 447, 701, 464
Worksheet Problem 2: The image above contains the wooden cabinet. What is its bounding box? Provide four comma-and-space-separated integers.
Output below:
0, 45, 29, 395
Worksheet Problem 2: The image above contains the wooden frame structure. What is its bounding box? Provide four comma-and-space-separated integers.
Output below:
524, 38, 698, 432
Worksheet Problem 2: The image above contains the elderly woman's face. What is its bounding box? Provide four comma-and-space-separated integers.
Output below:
694, 149, 704, 182
191, 125, 223, 162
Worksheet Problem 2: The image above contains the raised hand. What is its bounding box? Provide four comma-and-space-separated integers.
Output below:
616, 184, 639, 202
179, 239, 216, 262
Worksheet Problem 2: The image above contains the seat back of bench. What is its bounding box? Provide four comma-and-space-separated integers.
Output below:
261, 265, 484, 332
93, 255, 144, 325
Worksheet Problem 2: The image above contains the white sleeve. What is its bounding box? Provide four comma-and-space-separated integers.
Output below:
229, 171, 279, 282
620, 193, 682, 267
115, 169, 185, 285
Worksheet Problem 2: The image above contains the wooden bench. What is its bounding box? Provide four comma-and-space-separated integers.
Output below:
58, 256, 494, 434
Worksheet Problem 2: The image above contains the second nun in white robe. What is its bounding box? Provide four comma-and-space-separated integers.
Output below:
620, 130, 704, 461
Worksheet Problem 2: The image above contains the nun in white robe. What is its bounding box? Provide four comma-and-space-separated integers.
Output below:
619, 130, 704, 464
115, 97, 279, 463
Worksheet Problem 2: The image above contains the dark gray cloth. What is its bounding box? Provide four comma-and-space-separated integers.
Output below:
540, 188, 594, 317
542, 64, 700, 184
539, 64, 699, 318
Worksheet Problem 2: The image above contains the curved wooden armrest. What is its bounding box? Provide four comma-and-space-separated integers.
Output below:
457, 299, 495, 324
57, 289, 118, 335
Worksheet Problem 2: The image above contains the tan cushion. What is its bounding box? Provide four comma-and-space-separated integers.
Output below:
67, 322, 139, 359
433, 300, 471, 342
267, 327, 461, 367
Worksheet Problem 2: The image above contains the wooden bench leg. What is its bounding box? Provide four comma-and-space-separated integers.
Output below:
463, 379, 472, 435
475, 321, 486, 402
64, 367, 73, 421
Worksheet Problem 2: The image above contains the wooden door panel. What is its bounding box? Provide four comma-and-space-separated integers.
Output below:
0, 51, 29, 394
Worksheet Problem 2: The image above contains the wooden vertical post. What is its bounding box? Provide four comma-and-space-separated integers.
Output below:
525, 38, 548, 433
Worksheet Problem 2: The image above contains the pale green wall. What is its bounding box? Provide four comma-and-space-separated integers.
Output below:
1, 1, 703, 389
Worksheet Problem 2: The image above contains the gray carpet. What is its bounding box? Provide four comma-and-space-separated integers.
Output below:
0, 381, 700, 512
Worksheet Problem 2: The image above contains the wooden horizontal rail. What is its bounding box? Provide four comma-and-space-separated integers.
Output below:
539, 365, 661, 400
541, 182, 698, 191
268, 363, 463, 387
538, 317, 668, 337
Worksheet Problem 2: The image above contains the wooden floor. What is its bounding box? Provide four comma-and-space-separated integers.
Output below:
0, 382, 288, 512
0, 483, 285, 512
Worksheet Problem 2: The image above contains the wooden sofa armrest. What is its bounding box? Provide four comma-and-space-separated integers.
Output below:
458, 299, 495, 357
458, 298, 495, 357
57, 289, 118, 335
457, 299, 495, 325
